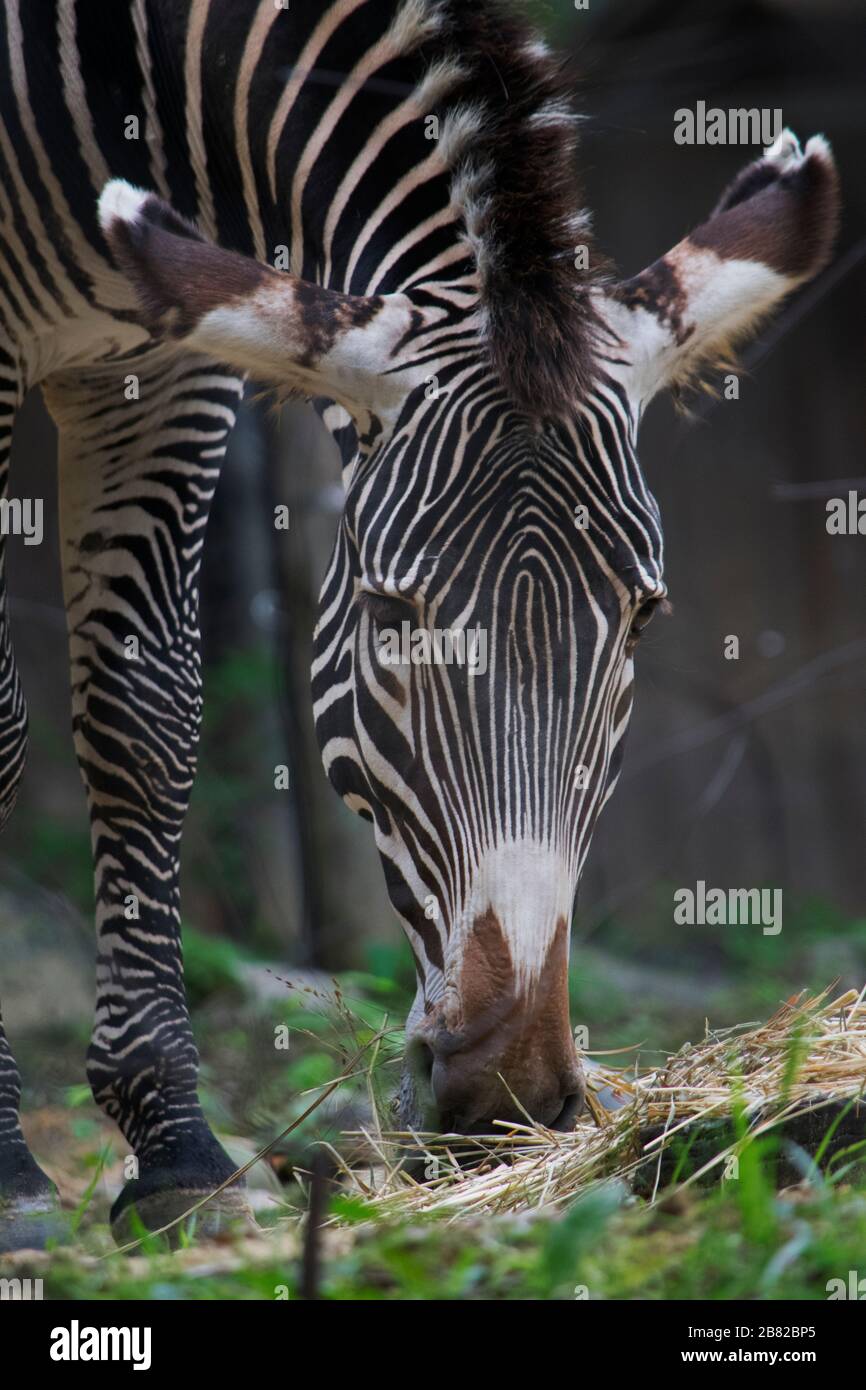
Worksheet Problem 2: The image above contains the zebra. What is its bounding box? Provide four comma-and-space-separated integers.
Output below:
0, 0, 839, 1250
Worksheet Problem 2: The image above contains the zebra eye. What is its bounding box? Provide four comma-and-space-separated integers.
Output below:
358, 589, 415, 629
626, 598, 660, 651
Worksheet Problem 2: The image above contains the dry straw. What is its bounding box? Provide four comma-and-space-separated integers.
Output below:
334, 986, 866, 1220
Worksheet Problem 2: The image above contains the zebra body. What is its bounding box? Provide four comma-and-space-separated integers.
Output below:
0, 0, 839, 1246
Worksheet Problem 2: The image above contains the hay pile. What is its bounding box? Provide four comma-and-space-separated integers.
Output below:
337, 987, 866, 1219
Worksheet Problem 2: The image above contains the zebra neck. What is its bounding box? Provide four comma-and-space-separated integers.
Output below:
185, 0, 602, 419
184, 0, 469, 299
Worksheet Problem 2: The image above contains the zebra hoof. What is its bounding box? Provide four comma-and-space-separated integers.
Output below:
110, 1184, 255, 1250
0, 1151, 66, 1252
0, 1193, 68, 1253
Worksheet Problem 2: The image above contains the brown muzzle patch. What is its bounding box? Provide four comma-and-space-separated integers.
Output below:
428, 912, 583, 1132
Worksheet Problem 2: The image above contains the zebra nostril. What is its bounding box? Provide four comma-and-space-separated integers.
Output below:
549, 1090, 584, 1133
407, 1037, 439, 1126
412, 1039, 435, 1084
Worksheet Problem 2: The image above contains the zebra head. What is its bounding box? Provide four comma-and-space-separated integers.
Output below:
98, 121, 838, 1134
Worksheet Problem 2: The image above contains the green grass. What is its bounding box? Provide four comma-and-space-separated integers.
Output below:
22, 1166, 866, 1301
9, 891, 865, 1300
13, 965, 864, 1302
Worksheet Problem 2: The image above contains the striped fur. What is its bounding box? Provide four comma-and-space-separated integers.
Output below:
0, 0, 839, 1236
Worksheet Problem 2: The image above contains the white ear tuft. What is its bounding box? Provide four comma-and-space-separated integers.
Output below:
803, 133, 833, 165
764, 128, 834, 176
764, 127, 801, 169
97, 179, 150, 234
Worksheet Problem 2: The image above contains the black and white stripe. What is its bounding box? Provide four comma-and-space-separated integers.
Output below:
0, 0, 837, 1225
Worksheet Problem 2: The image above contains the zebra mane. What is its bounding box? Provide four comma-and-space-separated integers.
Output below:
412, 0, 603, 415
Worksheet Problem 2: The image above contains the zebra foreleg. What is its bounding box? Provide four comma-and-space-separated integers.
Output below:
45, 352, 252, 1245
0, 358, 65, 1252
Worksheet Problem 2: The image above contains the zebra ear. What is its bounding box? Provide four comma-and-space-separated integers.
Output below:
603, 131, 840, 408
97, 181, 425, 419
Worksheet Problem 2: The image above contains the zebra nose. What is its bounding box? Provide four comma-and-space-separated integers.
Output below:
424, 1042, 585, 1135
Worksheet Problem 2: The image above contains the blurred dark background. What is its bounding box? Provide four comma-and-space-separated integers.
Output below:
3, 0, 864, 1094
